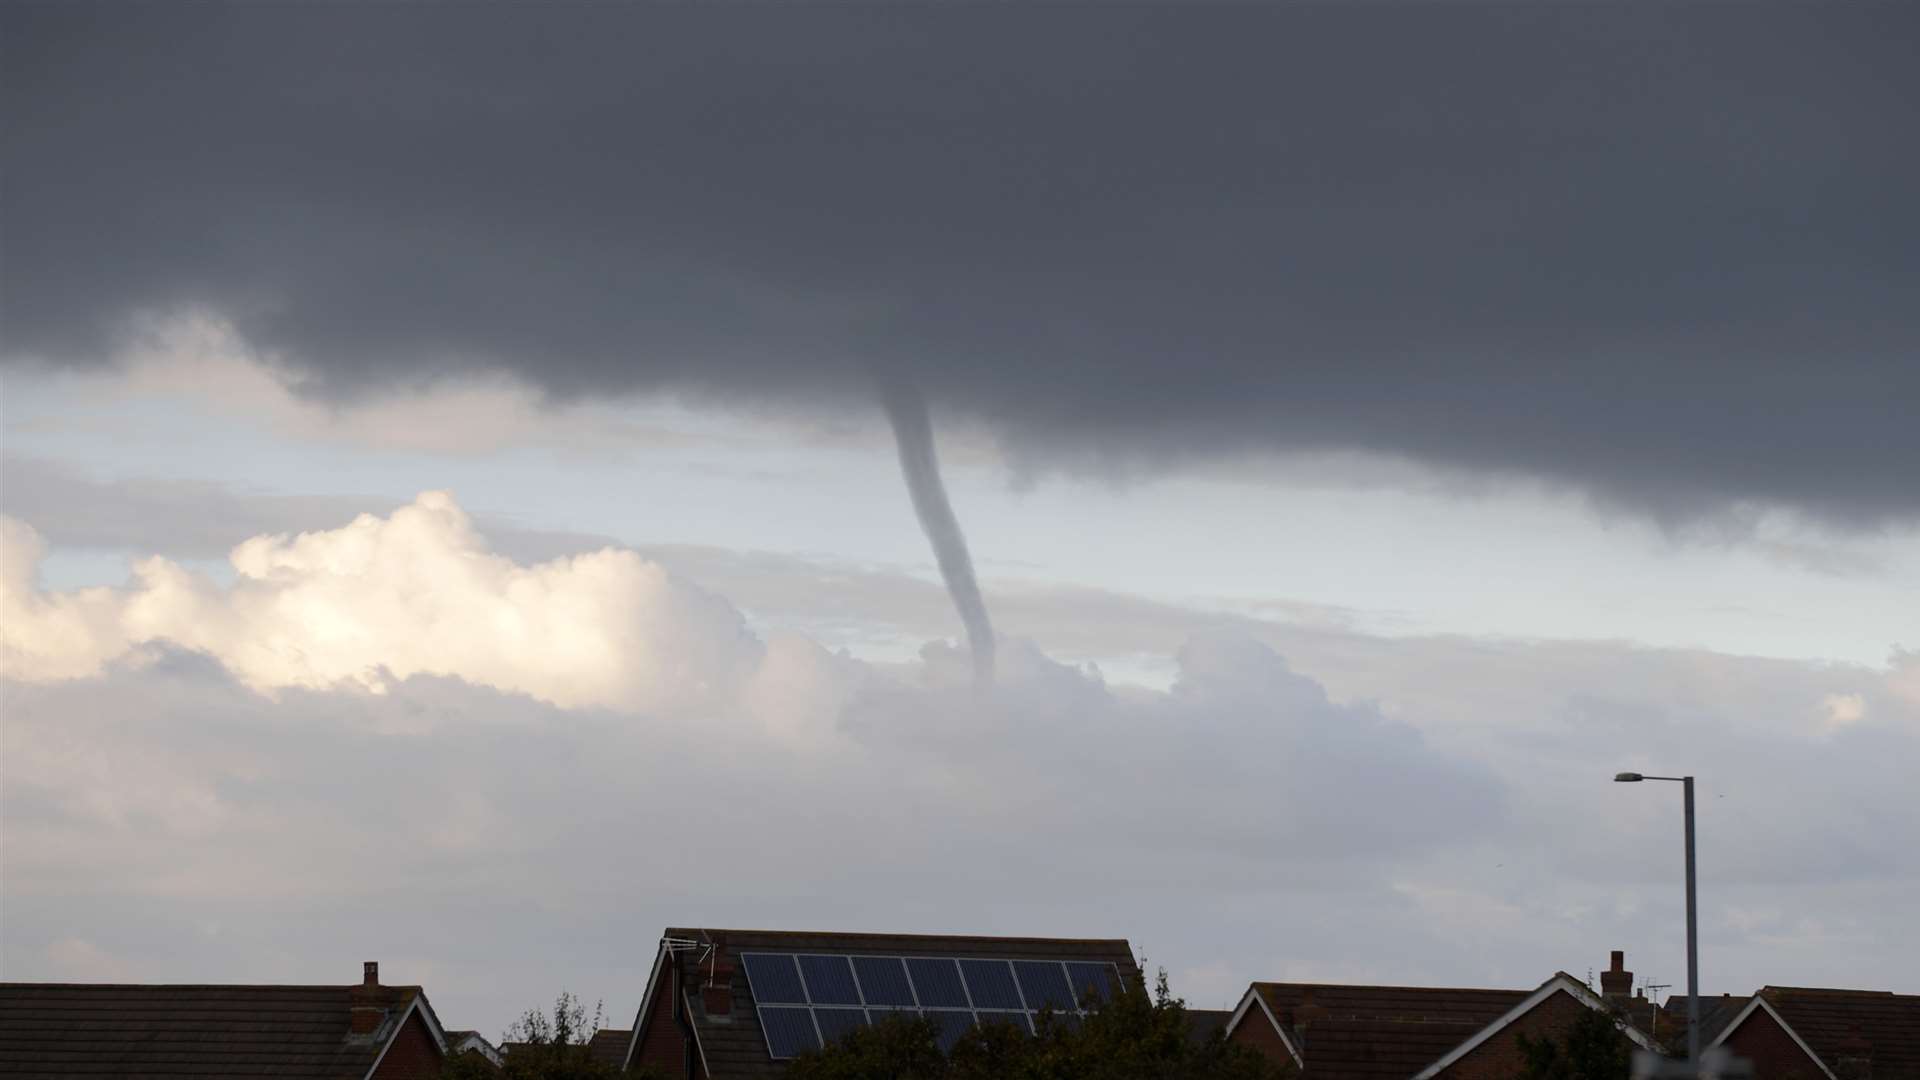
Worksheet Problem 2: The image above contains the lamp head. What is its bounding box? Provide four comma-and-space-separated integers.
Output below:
1614, 772, 1645, 782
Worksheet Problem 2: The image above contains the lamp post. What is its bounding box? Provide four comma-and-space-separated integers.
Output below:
1615, 772, 1699, 1066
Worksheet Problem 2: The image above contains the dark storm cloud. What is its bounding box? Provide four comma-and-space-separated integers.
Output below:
5, 3, 1917, 522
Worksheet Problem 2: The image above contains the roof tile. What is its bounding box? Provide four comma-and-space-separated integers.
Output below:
0, 983, 428, 1078
1760, 987, 1920, 1077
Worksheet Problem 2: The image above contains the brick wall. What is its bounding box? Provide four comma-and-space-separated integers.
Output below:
631, 959, 697, 1075
372, 1009, 447, 1080
1438, 989, 1592, 1080
1721, 1006, 1827, 1080
1229, 1001, 1296, 1071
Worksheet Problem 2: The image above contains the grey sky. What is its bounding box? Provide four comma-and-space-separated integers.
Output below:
5, 615, 1915, 1035
4, 0, 1919, 1044
6, 3, 1919, 524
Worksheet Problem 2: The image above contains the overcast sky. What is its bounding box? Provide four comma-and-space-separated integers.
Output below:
3, 1, 1917, 1043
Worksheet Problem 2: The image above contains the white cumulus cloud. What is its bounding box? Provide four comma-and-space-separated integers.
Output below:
5, 492, 1917, 1035
2, 493, 781, 718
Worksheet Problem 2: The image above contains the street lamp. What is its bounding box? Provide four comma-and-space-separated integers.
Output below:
1615, 772, 1699, 1066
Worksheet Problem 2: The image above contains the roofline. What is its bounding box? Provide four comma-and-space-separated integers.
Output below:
1223, 985, 1303, 1068
1246, 979, 1532, 996
411, 991, 450, 1053
1708, 994, 1837, 1080
1412, 973, 1660, 1080
663, 927, 1134, 949
1753, 987, 1905, 997
0, 981, 436, 991
361, 993, 450, 1080
622, 941, 672, 1073
448, 1032, 503, 1068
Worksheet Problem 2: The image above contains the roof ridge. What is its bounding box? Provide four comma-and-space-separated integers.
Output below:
1764, 986, 1909, 997
0, 982, 425, 992
669, 927, 1131, 946
1252, 980, 1531, 994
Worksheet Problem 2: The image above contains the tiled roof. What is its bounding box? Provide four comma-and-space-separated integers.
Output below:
586, 1029, 629, 1067
1249, 982, 1532, 1080
1672, 994, 1751, 1052
0, 982, 430, 1078
1186, 1008, 1231, 1044
656, 927, 1141, 1080
444, 1029, 502, 1069
1761, 987, 1920, 1078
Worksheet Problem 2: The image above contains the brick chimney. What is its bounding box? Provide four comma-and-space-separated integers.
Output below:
1600, 951, 1633, 1003
702, 957, 736, 1022
349, 960, 387, 1035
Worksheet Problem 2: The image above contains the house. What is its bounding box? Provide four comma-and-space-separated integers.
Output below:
1678, 993, 1754, 1054
1186, 1008, 1232, 1045
1222, 951, 1662, 1079
0, 961, 451, 1079
588, 1028, 631, 1068
445, 1029, 504, 1069
620, 927, 1142, 1078
1710, 987, 1920, 1080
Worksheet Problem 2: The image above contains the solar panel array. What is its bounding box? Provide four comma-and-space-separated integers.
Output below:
740, 952, 1123, 1060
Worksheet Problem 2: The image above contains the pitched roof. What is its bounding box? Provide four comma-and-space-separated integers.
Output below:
586, 1028, 630, 1067
1239, 981, 1531, 1080
632, 927, 1142, 1079
1756, 987, 1920, 1078
1410, 973, 1661, 1079
1674, 994, 1752, 1052
0, 981, 444, 1078
444, 1029, 503, 1068
1186, 1008, 1231, 1044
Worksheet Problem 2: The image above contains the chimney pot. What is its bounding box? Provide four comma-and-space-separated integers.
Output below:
1610, 951, 1625, 972
363, 961, 378, 987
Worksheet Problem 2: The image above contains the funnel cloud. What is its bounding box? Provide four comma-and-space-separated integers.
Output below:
882, 381, 996, 686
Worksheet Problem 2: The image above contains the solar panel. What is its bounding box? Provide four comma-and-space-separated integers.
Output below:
813, 1007, 869, 1046
1039, 1009, 1084, 1033
798, 954, 862, 1006
742, 953, 808, 1005
958, 959, 1024, 1009
749, 951, 1127, 1062
923, 1009, 975, 1053
1064, 961, 1117, 1005
905, 957, 970, 1008
759, 1005, 821, 1059
1012, 960, 1075, 1011
852, 956, 917, 1007
975, 1010, 1033, 1035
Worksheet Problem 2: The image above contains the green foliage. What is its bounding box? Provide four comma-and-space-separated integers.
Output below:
1516, 1004, 1635, 1080
785, 969, 1293, 1080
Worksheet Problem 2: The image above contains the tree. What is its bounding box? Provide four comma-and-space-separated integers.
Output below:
441, 993, 669, 1080
785, 969, 1292, 1080
1516, 1004, 1635, 1080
